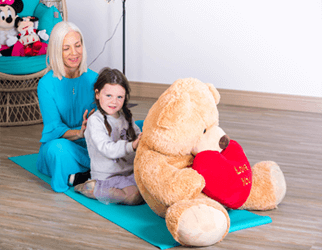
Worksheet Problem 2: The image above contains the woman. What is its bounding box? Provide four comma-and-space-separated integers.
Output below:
37, 21, 98, 192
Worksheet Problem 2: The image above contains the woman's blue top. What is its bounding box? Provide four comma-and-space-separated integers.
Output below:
38, 69, 98, 142
36, 69, 98, 192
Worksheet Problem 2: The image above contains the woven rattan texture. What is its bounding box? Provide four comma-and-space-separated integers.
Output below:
0, 73, 44, 126
0, 0, 67, 126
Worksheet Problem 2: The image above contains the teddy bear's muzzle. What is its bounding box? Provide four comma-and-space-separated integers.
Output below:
219, 135, 230, 150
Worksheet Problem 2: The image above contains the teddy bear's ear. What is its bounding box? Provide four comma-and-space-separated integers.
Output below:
157, 92, 192, 129
206, 83, 221, 105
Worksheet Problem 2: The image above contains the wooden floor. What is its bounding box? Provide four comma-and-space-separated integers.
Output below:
1, 97, 322, 250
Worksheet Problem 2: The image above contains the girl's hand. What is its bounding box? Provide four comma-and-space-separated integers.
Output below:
132, 133, 142, 150
79, 108, 95, 138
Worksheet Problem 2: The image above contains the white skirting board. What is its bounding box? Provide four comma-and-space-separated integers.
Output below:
130, 81, 322, 114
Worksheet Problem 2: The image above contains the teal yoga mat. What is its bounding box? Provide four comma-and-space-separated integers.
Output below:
9, 153, 272, 249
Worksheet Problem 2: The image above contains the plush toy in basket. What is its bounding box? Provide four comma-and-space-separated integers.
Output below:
0, 0, 50, 57
134, 78, 287, 247
10, 16, 49, 56
0, 0, 23, 56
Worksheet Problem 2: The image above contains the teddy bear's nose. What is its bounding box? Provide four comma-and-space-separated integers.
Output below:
219, 135, 230, 150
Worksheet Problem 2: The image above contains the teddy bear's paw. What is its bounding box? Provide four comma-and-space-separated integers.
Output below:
241, 161, 286, 210
167, 201, 229, 247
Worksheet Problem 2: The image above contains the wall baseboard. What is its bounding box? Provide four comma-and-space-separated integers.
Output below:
130, 81, 322, 114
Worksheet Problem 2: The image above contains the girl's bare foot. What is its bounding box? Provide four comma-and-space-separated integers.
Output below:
74, 179, 96, 199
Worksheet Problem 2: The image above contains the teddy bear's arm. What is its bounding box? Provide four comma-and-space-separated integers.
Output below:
138, 150, 205, 206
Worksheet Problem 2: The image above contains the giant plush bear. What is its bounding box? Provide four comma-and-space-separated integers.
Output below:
134, 78, 286, 247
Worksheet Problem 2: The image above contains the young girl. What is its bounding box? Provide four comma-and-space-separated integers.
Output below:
74, 67, 143, 205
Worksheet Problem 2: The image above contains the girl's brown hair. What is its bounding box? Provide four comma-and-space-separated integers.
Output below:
94, 67, 137, 141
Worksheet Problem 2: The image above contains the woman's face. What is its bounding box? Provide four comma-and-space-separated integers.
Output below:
62, 31, 83, 74
96, 83, 126, 119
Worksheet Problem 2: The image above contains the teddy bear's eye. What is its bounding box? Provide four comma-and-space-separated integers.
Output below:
203, 129, 207, 134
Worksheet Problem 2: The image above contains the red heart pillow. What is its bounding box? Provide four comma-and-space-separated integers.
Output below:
192, 140, 252, 209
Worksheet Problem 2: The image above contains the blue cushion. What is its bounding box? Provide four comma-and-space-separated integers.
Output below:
19, 0, 39, 17
0, 55, 47, 75
34, 3, 63, 40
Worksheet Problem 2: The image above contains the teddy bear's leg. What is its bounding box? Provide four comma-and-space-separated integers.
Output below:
166, 199, 230, 247
240, 161, 286, 210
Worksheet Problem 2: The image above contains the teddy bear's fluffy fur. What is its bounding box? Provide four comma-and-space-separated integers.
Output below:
134, 78, 286, 247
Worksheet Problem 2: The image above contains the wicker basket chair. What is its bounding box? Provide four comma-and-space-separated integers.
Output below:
0, 0, 67, 126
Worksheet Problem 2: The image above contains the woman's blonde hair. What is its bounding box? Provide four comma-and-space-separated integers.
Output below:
46, 21, 88, 80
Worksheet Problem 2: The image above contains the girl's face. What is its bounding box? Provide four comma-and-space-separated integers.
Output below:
96, 83, 126, 118
62, 31, 83, 75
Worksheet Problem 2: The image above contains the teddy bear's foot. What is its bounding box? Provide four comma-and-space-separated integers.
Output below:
166, 199, 229, 247
240, 161, 286, 210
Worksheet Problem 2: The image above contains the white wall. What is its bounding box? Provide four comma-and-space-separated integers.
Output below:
67, 0, 322, 98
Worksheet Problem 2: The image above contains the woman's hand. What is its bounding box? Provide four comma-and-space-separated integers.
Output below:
79, 108, 95, 138
132, 133, 142, 150
62, 108, 95, 141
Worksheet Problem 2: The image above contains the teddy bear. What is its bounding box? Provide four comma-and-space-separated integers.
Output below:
10, 16, 49, 56
0, 0, 23, 56
133, 78, 287, 247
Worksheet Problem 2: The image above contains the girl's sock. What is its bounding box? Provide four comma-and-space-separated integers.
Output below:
68, 170, 91, 186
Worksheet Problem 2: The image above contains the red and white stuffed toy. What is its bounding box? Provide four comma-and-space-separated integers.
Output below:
10, 16, 49, 56
191, 125, 252, 209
